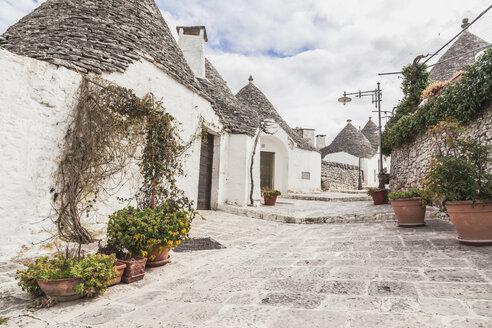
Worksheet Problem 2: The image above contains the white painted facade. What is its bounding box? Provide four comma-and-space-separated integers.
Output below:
260, 126, 321, 194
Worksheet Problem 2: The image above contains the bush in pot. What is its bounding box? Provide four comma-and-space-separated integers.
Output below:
425, 122, 492, 245
388, 189, 432, 227
367, 188, 388, 205
107, 202, 192, 272
16, 252, 118, 303
262, 189, 281, 206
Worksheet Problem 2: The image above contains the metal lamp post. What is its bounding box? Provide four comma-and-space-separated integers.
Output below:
338, 82, 386, 189
357, 126, 363, 190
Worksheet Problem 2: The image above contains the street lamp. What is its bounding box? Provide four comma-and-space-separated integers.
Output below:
338, 82, 385, 189
357, 126, 363, 190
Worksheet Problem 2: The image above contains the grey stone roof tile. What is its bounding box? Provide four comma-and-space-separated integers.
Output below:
198, 59, 258, 135
0, 0, 201, 92
429, 30, 490, 82
361, 118, 379, 151
320, 122, 376, 159
236, 81, 317, 151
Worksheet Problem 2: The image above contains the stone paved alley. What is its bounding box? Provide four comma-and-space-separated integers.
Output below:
1, 210, 491, 327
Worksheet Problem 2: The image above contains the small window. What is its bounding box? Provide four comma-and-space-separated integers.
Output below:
301, 172, 311, 180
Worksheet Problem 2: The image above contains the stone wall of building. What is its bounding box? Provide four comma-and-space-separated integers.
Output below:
390, 103, 492, 191
321, 161, 359, 190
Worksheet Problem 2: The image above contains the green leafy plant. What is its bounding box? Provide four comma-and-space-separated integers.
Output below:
0, 316, 8, 325
383, 47, 492, 155
388, 188, 432, 206
425, 122, 492, 202
261, 189, 281, 198
367, 188, 388, 197
107, 203, 192, 257
15, 254, 118, 299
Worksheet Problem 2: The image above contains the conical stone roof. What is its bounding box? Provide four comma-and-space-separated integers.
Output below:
198, 59, 259, 136
361, 118, 379, 151
0, 0, 200, 92
429, 30, 490, 82
320, 121, 376, 159
236, 79, 317, 151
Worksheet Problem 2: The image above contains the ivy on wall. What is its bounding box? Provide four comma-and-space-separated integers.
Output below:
51, 78, 200, 244
382, 47, 492, 155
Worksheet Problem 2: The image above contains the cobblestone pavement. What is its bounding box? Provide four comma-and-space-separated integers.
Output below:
1, 211, 491, 327
218, 199, 439, 224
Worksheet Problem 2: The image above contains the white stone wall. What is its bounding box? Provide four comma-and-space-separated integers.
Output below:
390, 104, 492, 191
0, 50, 226, 260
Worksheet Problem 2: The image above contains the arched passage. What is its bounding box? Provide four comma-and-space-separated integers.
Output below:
260, 135, 289, 194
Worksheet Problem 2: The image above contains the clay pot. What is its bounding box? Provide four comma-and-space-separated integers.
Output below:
371, 190, 388, 205
108, 261, 127, 286
118, 256, 147, 283
446, 200, 492, 245
146, 246, 171, 267
390, 198, 426, 227
36, 278, 83, 302
264, 195, 278, 206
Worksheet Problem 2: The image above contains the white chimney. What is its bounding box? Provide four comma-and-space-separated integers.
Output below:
316, 135, 326, 149
176, 26, 207, 79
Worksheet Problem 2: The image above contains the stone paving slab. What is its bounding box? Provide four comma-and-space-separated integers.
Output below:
282, 191, 371, 202
218, 199, 439, 224
0, 211, 490, 327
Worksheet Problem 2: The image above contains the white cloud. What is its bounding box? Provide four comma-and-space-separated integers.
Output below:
1, 0, 491, 142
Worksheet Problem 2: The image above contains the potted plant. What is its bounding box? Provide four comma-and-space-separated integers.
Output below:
107, 203, 192, 272
388, 189, 431, 227
262, 189, 281, 206
16, 252, 118, 302
97, 243, 127, 286
425, 122, 492, 245
367, 188, 388, 205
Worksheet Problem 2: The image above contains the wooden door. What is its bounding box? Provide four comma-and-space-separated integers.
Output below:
197, 133, 214, 210
260, 151, 275, 191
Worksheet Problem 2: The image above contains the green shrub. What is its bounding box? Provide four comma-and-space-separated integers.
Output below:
107, 203, 192, 257
15, 254, 118, 298
261, 189, 281, 198
367, 188, 387, 197
388, 188, 432, 206
425, 123, 492, 202
383, 47, 492, 155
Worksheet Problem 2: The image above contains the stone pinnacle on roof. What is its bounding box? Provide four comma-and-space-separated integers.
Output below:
320, 121, 376, 159
248, 75, 254, 83
0, 0, 200, 92
236, 79, 317, 151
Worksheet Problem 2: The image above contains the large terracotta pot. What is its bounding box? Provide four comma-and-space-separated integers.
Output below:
446, 200, 492, 245
36, 277, 83, 302
264, 195, 278, 206
390, 198, 426, 227
108, 261, 127, 286
146, 246, 171, 267
372, 190, 388, 205
118, 256, 147, 283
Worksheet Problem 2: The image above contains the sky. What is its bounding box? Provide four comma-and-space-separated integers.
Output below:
1, 0, 491, 143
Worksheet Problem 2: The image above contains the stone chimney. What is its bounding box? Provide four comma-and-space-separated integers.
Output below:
176, 26, 207, 79
316, 135, 326, 149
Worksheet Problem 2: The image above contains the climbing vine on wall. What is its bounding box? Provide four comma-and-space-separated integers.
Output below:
52, 77, 199, 244
382, 47, 492, 155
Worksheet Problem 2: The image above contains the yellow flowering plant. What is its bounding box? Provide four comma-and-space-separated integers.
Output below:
107, 202, 192, 257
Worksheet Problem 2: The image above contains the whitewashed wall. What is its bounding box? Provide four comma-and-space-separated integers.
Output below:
0, 49, 82, 260
0, 50, 226, 260
324, 151, 359, 166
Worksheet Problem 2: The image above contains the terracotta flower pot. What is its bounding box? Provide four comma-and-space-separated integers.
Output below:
446, 200, 492, 245
118, 256, 147, 283
146, 246, 171, 267
36, 277, 83, 302
372, 190, 388, 205
108, 261, 127, 286
264, 195, 278, 206
390, 197, 426, 227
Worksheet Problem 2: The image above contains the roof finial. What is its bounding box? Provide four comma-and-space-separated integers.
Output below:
248, 75, 254, 83
347, 119, 352, 123
368, 117, 372, 120
461, 18, 470, 29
